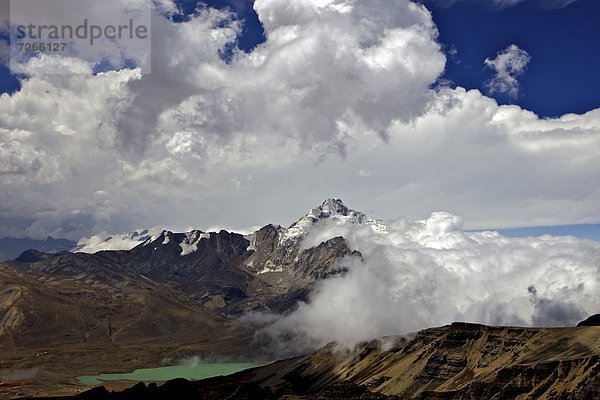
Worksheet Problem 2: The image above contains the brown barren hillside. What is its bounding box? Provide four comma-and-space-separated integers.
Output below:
33, 322, 600, 400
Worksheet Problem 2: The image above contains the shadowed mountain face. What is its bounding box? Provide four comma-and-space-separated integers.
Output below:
577, 314, 600, 327
0, 200, 362, 385
33, 323, 600, 400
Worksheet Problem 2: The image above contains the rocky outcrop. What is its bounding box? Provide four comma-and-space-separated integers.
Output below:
577, 314, 600, 327
0, 287, 25, 336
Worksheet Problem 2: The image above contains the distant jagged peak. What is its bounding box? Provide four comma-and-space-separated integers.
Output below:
14, 249, 54, 262
281, 198, 388, 244
294, 198, 366, 227
312, 198, 366, 221
102, 229, 152, 244
77, 227, 212, 254
143, 229, 210, 256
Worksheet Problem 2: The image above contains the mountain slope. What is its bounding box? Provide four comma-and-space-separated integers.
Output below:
0, 259, 255, 383
63, 323, 599, 400
0, 199, 365, 385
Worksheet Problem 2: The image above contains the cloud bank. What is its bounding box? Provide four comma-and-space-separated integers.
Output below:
0, 0, 598, 239
74, 227, 164, 253
250, 211, 599, 354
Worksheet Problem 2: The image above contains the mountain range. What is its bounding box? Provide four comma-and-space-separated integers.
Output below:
0, 237, 76, 262
0, 200, 366, 392
0, 199, 598, 399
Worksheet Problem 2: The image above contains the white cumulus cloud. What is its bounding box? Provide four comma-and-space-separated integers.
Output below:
251, 211, 600, 354
0, 0, 597, 240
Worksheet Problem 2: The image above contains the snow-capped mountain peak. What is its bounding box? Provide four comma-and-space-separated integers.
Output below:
310, 198, 366, 221
179, 230, 210, 256
292, 198, 367, 228
75, 199, 384, 255
280, 199, 388, 245
144, 229, 210, 256
75, 229, 155, 253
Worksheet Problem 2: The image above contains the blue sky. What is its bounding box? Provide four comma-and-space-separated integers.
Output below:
496, 224, 600, 241
421, 0, 600, 117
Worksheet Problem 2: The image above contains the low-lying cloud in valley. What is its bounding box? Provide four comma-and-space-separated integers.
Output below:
247, 210, 599, 354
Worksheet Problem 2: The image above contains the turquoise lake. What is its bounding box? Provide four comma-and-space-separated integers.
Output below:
77, 363, 259, 385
